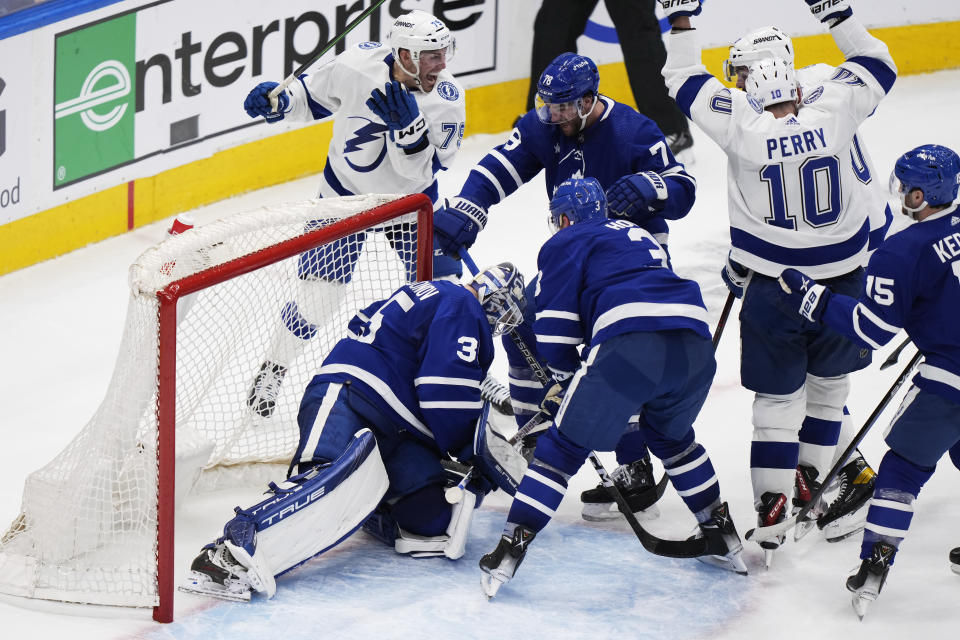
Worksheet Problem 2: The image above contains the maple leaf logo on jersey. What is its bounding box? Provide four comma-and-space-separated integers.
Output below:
952, 216, 959, 226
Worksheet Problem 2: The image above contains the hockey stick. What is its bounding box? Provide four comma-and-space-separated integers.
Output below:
745, 348, 923, 544
880, 336, 912, 371
458, 248, 708, 557
712, 291, 736, 351
268, 0, 388, 111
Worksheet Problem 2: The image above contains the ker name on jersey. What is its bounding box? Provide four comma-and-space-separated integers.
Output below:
664, 18, 896, 279
284, 41, 466, 204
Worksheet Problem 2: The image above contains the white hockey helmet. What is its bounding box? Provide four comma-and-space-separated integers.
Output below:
745, 58, 799, 109
724, 26, 794, 82
387, 10, 456, 79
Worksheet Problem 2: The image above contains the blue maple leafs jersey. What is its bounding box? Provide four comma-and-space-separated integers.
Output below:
823, 204, 960, 404
534, 218, 710, 376
456, 97, 696, 242
312, 280, 494, 455
285, 42, 465, 205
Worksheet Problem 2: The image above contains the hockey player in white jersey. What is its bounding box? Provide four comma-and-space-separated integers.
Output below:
777, 144, 960, 617
242, 10, 466, 419
181, 264, 528, 602
660, 0, 896, 564
720, 24, 892, 542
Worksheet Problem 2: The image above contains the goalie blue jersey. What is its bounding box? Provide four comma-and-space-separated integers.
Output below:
823, 203, 960, 404
534, 218, 710, 376
312, 280, 494, 455
456, 97, 696, 242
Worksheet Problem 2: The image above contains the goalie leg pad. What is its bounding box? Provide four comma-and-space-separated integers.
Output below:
221, 429, 388, 597
393, 487, 477, 559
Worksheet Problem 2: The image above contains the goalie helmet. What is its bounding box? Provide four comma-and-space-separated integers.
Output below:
387, 10, 455, 80
724, 26, 794, 82
890, 144, 960, 215
549, 177, 607, 233
744, 58, 799, 109
469, 263, 526, 336
535, 53, 600, 125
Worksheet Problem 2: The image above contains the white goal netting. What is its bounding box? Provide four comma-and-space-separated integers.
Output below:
0, 194, 430, 613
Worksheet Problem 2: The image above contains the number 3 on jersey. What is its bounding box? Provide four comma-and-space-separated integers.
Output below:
760, 155, 843, 230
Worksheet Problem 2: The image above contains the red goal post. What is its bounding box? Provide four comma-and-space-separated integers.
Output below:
0, 194, 433, 623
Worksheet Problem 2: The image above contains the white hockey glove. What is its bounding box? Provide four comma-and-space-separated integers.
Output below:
659, 0, 703, 21
804, 0, 852, 27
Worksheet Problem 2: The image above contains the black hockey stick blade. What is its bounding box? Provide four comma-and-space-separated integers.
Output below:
712, 291, 736, 351
589, 454, 708, 558
880, 337, 912, 370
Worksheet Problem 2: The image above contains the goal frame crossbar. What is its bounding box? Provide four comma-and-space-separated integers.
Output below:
153, 194, 432, 621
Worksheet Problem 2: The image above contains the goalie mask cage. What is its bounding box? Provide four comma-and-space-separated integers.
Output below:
0, 194, 432, 622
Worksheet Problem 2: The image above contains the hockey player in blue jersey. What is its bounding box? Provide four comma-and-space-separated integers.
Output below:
720, 24, 891, 543
478, 179, 747, 598
777, 144, 960, 618
434, 50, 697, 522
181, 264, 528, 602
661, 0, 896, 564
242, 10, 466, 419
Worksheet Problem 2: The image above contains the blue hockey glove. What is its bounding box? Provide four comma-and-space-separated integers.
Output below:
366, 81, 428, 149
778, 268, 831, 323
433, 197, 488, 256
804, 0, 852, 26
243, 81, 290, 123
658, 0, 702, 20
539, 377, 571, 421
720, 251, 751, 299
606, 171, 668, 223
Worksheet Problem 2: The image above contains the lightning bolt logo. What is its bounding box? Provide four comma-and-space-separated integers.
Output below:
343, 117, 388, 173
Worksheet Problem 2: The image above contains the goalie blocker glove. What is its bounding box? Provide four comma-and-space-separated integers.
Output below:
243, 81, 291, 123
778, 268, 831, 323
433, 197, 488, 256
366, 80, 429, 151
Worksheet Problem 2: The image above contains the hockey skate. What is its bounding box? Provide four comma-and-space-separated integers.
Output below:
846, 541, 896, 619
580, 457, 664, 522
792, 465, 825, 541
757, 492, 788, 568
819, 455, 876, 543
692, 502, 748, 575
480, 374, 513, 416
247, 361, 288, 418
479, 526, 536, 599
179, 543, 254, 602
950, 547, 960, 576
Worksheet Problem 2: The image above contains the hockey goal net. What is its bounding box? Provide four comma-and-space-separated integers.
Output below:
0, 194, 432, 622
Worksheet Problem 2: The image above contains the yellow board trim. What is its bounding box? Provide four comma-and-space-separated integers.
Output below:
2, 20, 958, 276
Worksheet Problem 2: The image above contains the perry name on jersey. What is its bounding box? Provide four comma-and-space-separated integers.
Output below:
314, 280, 494, 455
663, 17, 897, 279
456, 96, 696, 243
534, 218, 710, 376
284, 41, 465, 204
825, 203, 960, 404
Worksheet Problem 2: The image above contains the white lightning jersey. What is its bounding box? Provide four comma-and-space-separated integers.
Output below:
284, 42, 465, 204
664, 18, 897, 278
797, 64, 892, 253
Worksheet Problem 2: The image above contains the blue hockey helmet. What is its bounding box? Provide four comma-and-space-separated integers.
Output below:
549, 177, 607, 233
890, 144, 960, 215
469, 262, 526, 336
535, 53, 600, 125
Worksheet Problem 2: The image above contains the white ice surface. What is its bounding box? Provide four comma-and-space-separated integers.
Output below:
0, 70, 959, 639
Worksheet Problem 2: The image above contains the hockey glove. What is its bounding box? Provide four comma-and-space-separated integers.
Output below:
720, 251, 751, 299
804, 0, 852, 27
658, 0, 702, 20
539, 377, 571, 421
778, 268, 831, 323
366, 81, 428, 149
606, 171, 668, 224
244, 81, 290, 123
433, 197, 488, 256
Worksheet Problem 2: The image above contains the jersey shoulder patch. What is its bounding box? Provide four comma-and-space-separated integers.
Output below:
436, 80, 460, 101
803, 86, 824, 104
358, 41, 382, 50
